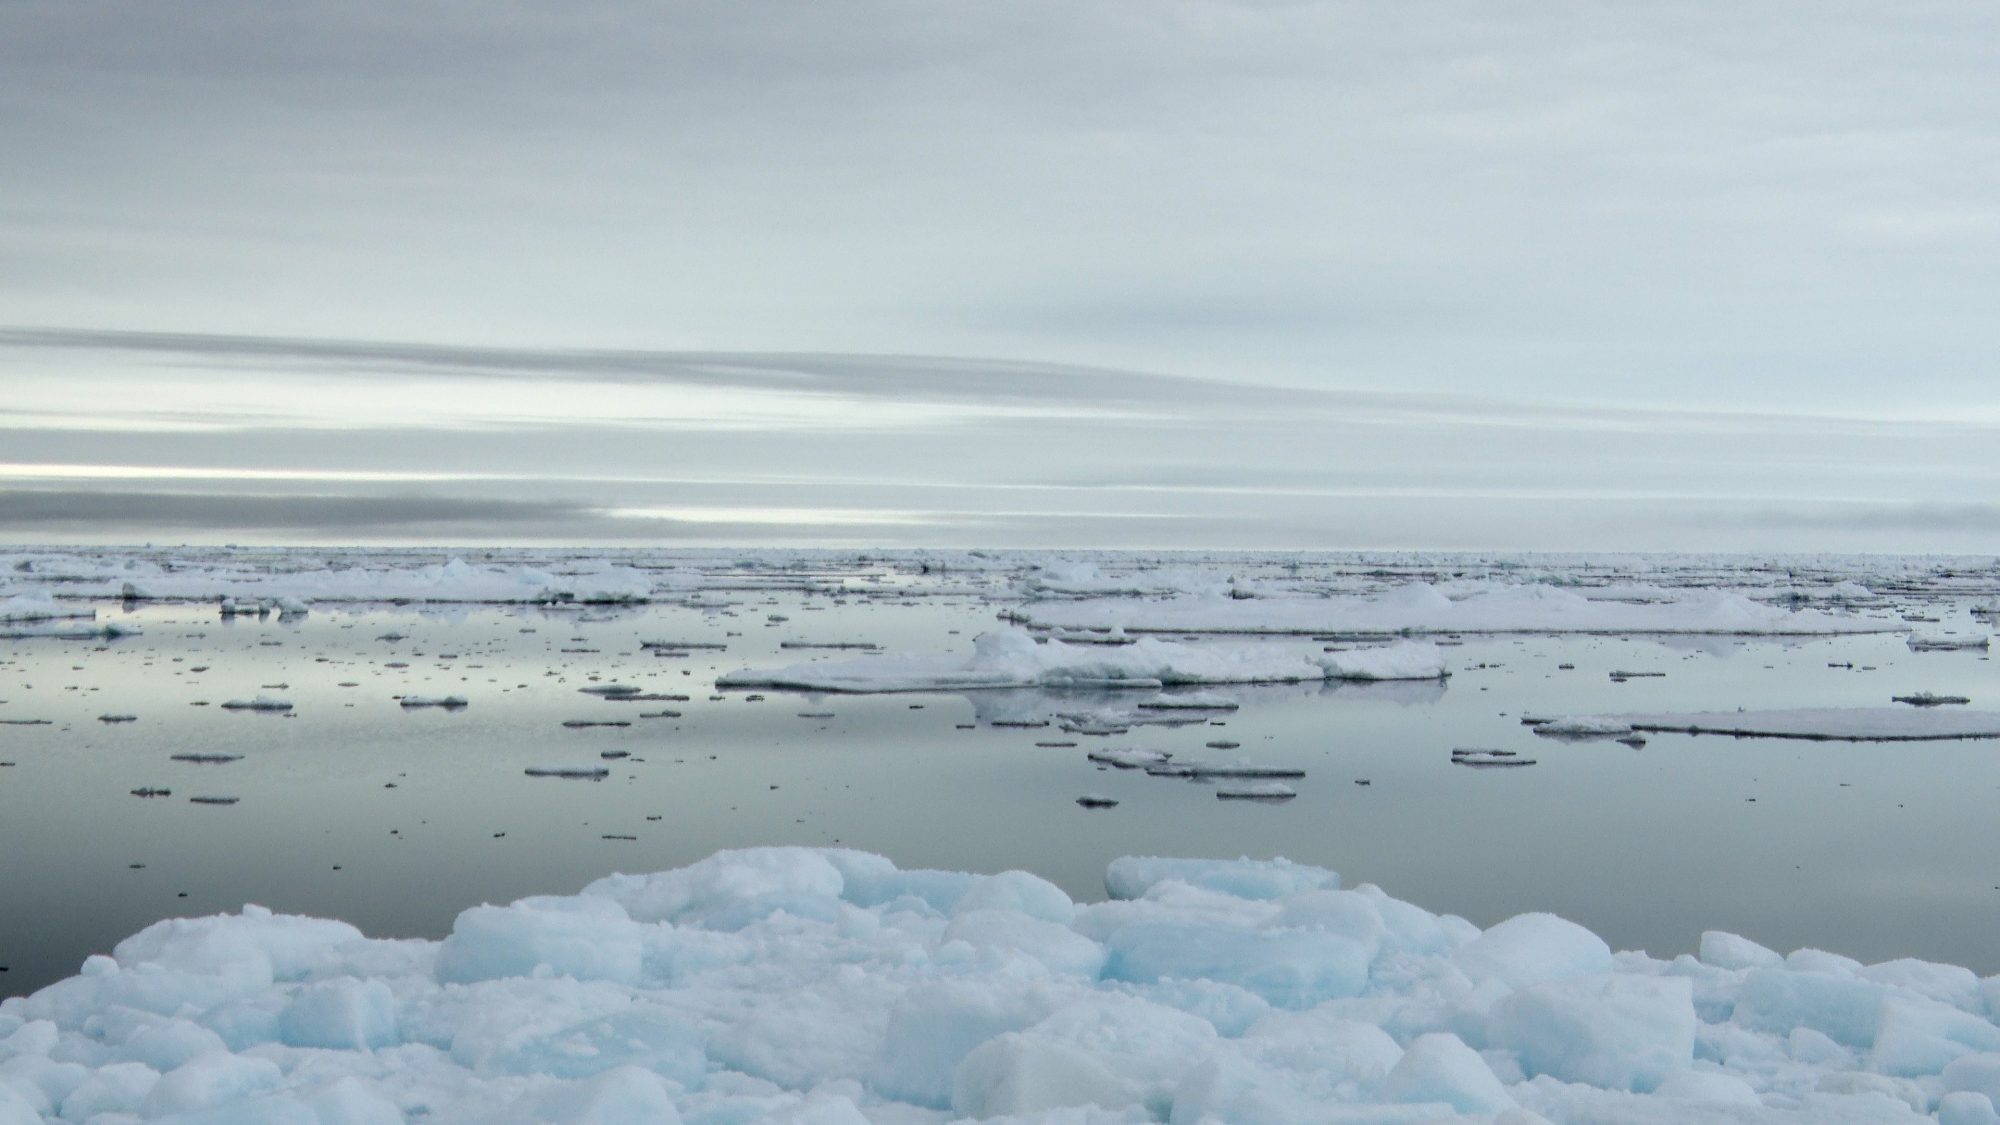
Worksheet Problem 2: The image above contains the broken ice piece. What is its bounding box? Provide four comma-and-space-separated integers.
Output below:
221, 696, 293, 712
1087, 748, 1172, 769
1216, 782, 1296, 800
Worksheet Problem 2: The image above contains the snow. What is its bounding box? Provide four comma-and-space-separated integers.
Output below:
0, 619, 137, 640
1019, 582, 1900, 636
1549, 709, 2000, 742
7, 846, 1985, 1123
1319, 640, 1451, 681
718, 630, 1446, 693
0, 591, 93, 623
15, 556, 657, 605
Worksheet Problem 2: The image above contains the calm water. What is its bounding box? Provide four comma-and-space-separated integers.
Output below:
4, 562, 1999, 997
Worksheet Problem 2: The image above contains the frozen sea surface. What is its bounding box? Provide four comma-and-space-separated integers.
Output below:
3, 548, 1998, 1023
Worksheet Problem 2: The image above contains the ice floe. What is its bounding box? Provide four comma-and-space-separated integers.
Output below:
717, 630, 1446, 693
1017, 582, 1901, 636
219, 696, 294, 712
1908, 632, 1990, 651
5, 846, 1988, 1123
1894, 692, 1971, 707
1544, 709, 2000, 742
0, 590, 94, 623
29, 556, 657, 606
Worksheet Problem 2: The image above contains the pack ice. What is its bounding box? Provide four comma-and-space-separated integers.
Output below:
718, 630, 1447, 692
5, 849, 1993, 1124
1018, 582, 1902, 637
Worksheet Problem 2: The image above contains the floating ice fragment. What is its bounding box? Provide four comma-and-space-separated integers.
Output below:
1451, 749, 1536, 767
219, 696, 292, 712
1893, 691, 1971, 706
1087, 748, 1171, 769
1552, 708, 2000, 741
1908, 633, 1990, 651
1531, 716, 1634, 738
1214, 782, 1295, 800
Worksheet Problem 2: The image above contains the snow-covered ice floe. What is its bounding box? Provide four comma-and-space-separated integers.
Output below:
0, 621, 138, 641
717, 630, 1447, 693
0, 593, 134, 640
1541, 709, 2000, 742
7, 847, 1994, 1124
52, 557, 657, 606
1908, 633, 1990, 651
0, 591, 95, 624
1015, 582, 1901, 637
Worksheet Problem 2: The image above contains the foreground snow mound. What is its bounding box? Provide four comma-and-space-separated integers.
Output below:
6, 848, 1988, 1123
1021, 581, 1901, 636
718, 630, 1445, 692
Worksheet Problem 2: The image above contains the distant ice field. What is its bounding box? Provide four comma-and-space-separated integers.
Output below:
2, 547, 1997, 1015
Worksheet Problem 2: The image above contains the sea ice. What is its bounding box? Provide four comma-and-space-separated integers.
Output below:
1547, 709, 2000, 742
7, 846, 1976, 1122
219, 695, 294, 712
717, 630, 1445, 693
1019, 581, 1901, 637
0, 590, 94, 623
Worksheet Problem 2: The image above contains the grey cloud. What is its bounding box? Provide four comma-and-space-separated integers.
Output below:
1738, 502, 2000, 535
0, 490, 581, 534
0, 326, 1275, 413
4, 1, 1998, 415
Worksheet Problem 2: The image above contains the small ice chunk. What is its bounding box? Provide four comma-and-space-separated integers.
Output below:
950, 1032, 1142, 1118
1652, 1070, 1760, 1105
1103, 856, 1338, 901
1698, 930, 1783, 971
435, 895, 643, 985
1939, 1091, 2000, 1125
1488, 973, 1696, 1092
1455, 913, 1613, 988
1102, 923, 1370, 1008
277, 978, 398, 1049
1375, 1031, 1515, 1114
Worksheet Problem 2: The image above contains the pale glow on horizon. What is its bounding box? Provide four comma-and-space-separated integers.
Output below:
0, 367, 1123, 435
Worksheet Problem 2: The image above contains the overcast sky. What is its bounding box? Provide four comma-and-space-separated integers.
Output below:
4, 1, 1997, 551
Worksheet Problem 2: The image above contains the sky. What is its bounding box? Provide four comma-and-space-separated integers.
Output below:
3, 0, 1998, 551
